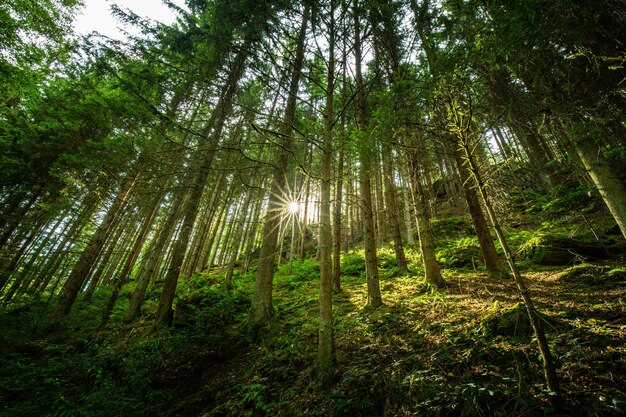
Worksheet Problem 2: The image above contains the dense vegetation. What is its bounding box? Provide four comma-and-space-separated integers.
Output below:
1, 0, 625, 415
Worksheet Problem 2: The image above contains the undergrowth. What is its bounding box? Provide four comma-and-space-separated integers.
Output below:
1, 217, 625, 416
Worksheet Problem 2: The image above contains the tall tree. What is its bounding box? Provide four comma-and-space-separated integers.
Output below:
317, 0, 337, 380
249, 3, 311, 325
353, 0, 383, 308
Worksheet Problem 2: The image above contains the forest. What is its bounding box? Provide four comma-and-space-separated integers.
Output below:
1, 0, 625, 415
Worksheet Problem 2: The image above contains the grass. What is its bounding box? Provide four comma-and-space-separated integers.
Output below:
1, 232, 625, 416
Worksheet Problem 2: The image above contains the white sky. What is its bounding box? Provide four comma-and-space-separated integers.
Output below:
73, 0, 186, 39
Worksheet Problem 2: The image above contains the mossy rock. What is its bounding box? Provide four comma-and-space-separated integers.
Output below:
341, 253, 366, 276
558, 263, 626, 285
605, 224, 622, 236
451, 245, 482, 267
140, 299, 158, 317
478, 303, 532, 337
437, 243, 482, 268
522, 236, 609, 265
432, 217, 474, 237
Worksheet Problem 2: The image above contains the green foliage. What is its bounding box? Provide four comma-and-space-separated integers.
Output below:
174, 275, 251, 348
525, 185, 599, 215
329, 367, 386, 416
518, 230, 610, 266
432, 216, 475, 237
274, 258, 321, 289
340, 251, 366, 277
558, 263, 626, 286
478, 303, 532, 337
0, 0, 79, 101
437, 236, 482, 269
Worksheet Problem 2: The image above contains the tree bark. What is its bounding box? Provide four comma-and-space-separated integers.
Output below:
456, 128, 561, 399
153, 45, 250, 328
382, 144, 408, 272
574, 138, 626, 239
406, 150, 445, 287
101, 191, 162, 325
249, 5, 310, 325
451, 143, 508, 279
53, 172, 138, 318
317, 0, 336, 378
124, 191, 185, 323
354, 0, 383, 308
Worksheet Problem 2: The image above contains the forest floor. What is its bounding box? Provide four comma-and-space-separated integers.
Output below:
1, 209, 626, 416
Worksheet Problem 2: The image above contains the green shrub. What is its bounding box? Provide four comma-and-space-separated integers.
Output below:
432, 217, 474, 238
437, 236, 482, 268
558, 263, 626, 285
478, 303, 532, 337
341, 251, 366, 277
541, 185, 598, 214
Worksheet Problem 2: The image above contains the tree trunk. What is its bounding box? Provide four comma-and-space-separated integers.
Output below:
2, 212, 66, 303
101, 191, 162, 325
249, 5, 310, 325
451, 143, 508, 279
82, 212, 134, 301
401, 180, 415, 246
456, 130, 561, 399
382, 144, 408, 272
574, 138, 626, 239
53, 172, 138, 318
317, 0, 336, 378
124, 192, 185, 323
406, 150, 445, 288
153, 45, 249, 328
354, 0, 383, 308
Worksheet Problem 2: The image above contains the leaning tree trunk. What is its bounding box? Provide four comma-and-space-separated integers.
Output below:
153, 46, 249, 329
2, 212, 67, 304
451, 142, 508, 279
124, 191, 185, 323
452, 101, 561, 400
574, 137, 626, 239
406, 150, 445, 288
101, 191, 162, 325
249, 5, 310, 325
0, 192, 38, 253
53, 172, 138, 318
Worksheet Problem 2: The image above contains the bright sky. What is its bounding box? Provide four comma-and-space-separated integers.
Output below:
73, 0, 186, 39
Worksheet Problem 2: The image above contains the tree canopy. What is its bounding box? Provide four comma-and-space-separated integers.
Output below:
1, 1, 625, 416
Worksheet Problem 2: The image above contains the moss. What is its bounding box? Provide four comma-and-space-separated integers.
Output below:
432, 217, 475, 238
478, 303, 532, 337
558, 263, 626, 285
140, 299, 158, 317
437, 237, 482, 268
520, 234, 609, 265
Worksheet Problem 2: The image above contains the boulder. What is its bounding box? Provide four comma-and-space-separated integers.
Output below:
522, 236, 609, 265
478, 303, 532, 337
558, 264, 626, 285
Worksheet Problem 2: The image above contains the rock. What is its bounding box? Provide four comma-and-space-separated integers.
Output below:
140, 299, 158, 317
452, 245, 482, 267
558, 264, 626, 285
605, 224, 622, 236
522, 236, 609, 265
478, 303, 532, 337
